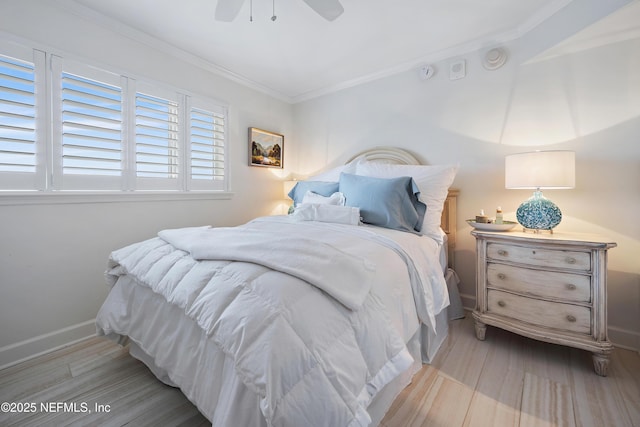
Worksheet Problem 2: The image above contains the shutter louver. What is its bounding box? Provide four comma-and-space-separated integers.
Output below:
1, 42, 229, 194
135, 93, 179, 180
61, 73, 122, 177
0, 55, 36, 174
190, 107, 225, 182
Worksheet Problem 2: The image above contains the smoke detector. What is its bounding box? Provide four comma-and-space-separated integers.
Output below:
482, 47, 507, 70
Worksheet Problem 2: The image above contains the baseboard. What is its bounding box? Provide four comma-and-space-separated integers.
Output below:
0, 319, 96, 370
608, 325, 640, 352
460, 293, 475, 312
1, 306, 638, 370
459, 296, 639, 352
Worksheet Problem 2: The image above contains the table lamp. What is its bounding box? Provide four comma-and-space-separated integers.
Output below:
283, 180, 296, 200
505, 150, 575, 233
283, 180, 297, 214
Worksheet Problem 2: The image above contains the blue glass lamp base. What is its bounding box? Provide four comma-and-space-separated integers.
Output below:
516, 190, 562, 231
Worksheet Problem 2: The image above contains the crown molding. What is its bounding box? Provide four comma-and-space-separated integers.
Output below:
290, 0, 576, 103
289, 29, 522, 103
516, 0, 575, 35
52, 0, 612, 105
54, 0, 295, 103
522, 0, 635, 64
528, 0, 640, 63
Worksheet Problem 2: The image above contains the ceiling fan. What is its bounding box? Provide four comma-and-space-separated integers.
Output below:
215, 0, 344, 22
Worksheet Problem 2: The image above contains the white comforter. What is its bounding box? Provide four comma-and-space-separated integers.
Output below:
97, 216, 449, 427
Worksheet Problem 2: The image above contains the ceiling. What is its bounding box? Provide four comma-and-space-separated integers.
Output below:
534, 0, 640, 61
62, 0, 617, 102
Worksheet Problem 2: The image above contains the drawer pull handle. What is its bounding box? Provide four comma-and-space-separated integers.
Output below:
566, 315, 577, 323
497, 273, 506, 280
566, 257, 577, 264
497, 300, 506, 307
566, 284, 577, 291
498, 250, 508, 257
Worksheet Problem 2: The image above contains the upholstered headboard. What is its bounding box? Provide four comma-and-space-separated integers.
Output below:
347, 147, 458, 268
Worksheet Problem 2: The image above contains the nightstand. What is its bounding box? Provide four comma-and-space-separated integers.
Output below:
471, 230, 617, 376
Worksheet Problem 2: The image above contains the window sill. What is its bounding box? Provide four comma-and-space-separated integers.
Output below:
0, 191, 235, 206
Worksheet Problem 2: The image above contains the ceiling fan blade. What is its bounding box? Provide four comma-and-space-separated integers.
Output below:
215, 0, 246, 22
302, 0, 344, 21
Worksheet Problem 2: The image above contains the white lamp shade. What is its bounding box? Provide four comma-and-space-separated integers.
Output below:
505, 151, 575, 189
283, 180, 297, 199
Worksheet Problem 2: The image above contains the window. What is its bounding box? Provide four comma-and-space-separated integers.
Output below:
0, 42, 228, 194
135, 92, 179, 180
188, 99, 227, 191
0, 55, 36, 174
0, 46, 46, 191
61, 73, 123, 177
133, 85, 181, 191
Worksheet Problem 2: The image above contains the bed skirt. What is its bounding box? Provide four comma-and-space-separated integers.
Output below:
98, 270, 460, 426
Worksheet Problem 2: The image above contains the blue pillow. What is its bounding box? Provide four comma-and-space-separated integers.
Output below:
339, 173, 426, 233
288, 181, 339, 206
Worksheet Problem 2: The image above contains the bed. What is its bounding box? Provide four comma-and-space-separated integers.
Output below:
96, 147, 461, 427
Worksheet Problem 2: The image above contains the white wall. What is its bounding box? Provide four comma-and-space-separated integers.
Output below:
1, 1, 638, 369
291, 33, 640, 349
0, 1, 294, 367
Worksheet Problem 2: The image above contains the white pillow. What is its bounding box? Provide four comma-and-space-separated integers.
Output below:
307, 161, 357, 182
355, 162, 458, 243
292, 204, 360, 226
301, 190, 345, 206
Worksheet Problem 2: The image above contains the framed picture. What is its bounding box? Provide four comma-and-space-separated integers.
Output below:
249, 127, 284, 168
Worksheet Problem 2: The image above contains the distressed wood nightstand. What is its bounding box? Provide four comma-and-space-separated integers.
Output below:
471, 230, 617, 376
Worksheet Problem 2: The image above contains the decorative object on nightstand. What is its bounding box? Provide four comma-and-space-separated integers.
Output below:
495, 206, 503, 224
471, 230, 616, 376
475, 209, 489, 224
466, 219, 517, 232
467, 208, 517, 231
505, 151, 575, 233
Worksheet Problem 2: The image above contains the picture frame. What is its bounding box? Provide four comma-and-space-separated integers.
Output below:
249, 127, 284, 168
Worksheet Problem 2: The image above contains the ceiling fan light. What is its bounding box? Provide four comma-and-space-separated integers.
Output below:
214, 0, 344, 22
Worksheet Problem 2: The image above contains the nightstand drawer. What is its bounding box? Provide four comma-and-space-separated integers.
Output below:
487, 289, 591, 335
487, 263, 591, 303
488, 243, 590, 271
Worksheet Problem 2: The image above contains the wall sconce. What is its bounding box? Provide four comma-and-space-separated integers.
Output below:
505, 150, 575, 233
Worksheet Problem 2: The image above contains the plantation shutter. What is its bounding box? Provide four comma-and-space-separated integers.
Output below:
135, 85, 181, 190
1, 42, 229, 194
61, 74, 122, 175
0, 48, 45, 190
51, 56, 124, 190
188, 99, 227, 191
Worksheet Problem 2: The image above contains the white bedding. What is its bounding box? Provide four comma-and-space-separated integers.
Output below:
96, 216, 451, 426
157, 223, 377, 310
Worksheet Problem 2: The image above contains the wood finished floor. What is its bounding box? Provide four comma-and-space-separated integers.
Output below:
1, 314, 638, 426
